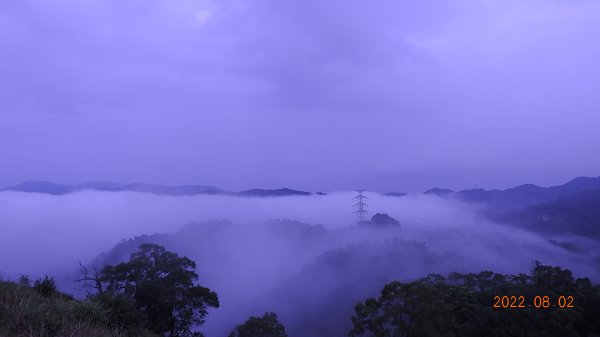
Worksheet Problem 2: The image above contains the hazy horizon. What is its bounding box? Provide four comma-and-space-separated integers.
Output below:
2, 173, 599, 194
1, 188, 599, 336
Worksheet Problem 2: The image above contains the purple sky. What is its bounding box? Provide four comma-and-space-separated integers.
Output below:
1, 0, 599, 192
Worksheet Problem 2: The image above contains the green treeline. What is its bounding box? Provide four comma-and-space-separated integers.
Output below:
0, 244, 285, 337
1, 245, 599, 337
350, 262, 600, 337
0, 275, 159, 337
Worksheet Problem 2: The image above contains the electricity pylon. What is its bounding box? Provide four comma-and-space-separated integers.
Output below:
353, 190, 368, 222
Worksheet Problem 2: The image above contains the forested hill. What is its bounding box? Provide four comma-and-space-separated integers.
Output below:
414, 176, 600, 240
496, 189, 600, 240
2, 255, 599, 337
422, 176, 600, 209
85, 219, 600, 337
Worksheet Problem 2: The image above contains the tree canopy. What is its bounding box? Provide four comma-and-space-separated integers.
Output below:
350, 262, 600, 337
91, 243, 219, 337
228, 312, 288, 337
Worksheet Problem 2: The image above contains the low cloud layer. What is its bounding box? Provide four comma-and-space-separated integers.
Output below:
1, 190, 598, 335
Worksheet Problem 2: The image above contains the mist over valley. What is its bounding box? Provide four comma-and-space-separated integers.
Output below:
1, 177, 599, 336
3, 0, 600, 334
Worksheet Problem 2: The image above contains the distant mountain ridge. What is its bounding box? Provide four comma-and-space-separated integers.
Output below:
238, 188, 312, 197
496, 189, 600, 240
384, 176, 600, 204
419, 176, 600, 239
458, 176, 600, 207
4, 176, 600, 201
1, 180, 313, 197
414, 176, 600, 208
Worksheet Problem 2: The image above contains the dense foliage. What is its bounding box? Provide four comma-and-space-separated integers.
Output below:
228, 312, 288, 337
350, 262, 600, 337
88, 243, 220, 337
3, 246, 599, 337
1, 244, 220, 337
0, 276, 159, 337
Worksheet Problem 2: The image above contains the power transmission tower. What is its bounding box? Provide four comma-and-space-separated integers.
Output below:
353, 190, 368, 222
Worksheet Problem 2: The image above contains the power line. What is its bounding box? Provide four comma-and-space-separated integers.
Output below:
369, 196, 462, 234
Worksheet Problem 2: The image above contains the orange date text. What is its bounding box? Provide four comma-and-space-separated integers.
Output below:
492, 295, 574, 309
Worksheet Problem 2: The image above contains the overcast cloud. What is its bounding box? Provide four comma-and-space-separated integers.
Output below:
1, 0, 599, 192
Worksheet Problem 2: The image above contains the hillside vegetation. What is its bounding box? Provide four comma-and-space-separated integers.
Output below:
0, 277, 159, 337
2, 243, 600, 337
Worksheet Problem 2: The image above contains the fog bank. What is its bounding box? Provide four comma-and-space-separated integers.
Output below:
1, 190, 598, 336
